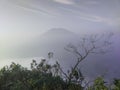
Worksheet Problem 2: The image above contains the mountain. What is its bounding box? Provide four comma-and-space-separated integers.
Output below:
43, 28, 75, 36
39, 28, 77, 43
11, 28, 79, 71
14, 28, 78, 58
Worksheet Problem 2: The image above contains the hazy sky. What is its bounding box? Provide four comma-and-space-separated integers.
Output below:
0, 0, 120, 66
0, 0, 120, 34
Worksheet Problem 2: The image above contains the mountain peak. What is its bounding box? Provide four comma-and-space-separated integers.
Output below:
45, 28, 74, 35
39, 28, 77, 45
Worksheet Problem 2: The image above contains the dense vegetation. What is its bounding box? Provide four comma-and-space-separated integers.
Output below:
0, 58, 119, 90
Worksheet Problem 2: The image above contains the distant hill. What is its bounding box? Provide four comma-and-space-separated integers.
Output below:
14, 28, 78, 58
44, 28, 75, 36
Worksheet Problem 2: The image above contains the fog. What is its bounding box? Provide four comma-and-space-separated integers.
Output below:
0, 0, 120, 80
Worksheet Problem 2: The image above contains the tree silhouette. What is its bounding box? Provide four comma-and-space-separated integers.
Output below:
58, 33, 113, 88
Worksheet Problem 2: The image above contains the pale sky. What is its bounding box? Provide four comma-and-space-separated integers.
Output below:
0, 0, 120, 35
0, 0, 120, 66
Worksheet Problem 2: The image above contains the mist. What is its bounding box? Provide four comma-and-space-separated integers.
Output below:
0, 0, 120, 80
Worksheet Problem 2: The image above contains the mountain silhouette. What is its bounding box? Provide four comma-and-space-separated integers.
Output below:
44, 28, 75, 36
14, 28, 78, 58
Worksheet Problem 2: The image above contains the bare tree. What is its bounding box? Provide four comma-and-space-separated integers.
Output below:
57, 33, 113, 87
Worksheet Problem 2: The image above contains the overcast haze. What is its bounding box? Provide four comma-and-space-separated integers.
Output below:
0, 0, 120, 79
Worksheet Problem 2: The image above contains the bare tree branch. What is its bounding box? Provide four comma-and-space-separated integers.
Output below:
63, 33, 113, 86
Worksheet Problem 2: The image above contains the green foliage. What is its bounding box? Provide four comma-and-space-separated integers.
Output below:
0, 59, 66, 90
0, 62, 29, 90
87, 77, 108, 90
68, 83, 83, 90
113, 79, 120, 90
0, 56, 119, 90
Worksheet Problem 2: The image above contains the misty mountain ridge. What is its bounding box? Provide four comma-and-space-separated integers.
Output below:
39, 28, 77, 43
13, 28, 78, 58
44, 28, 75, 36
